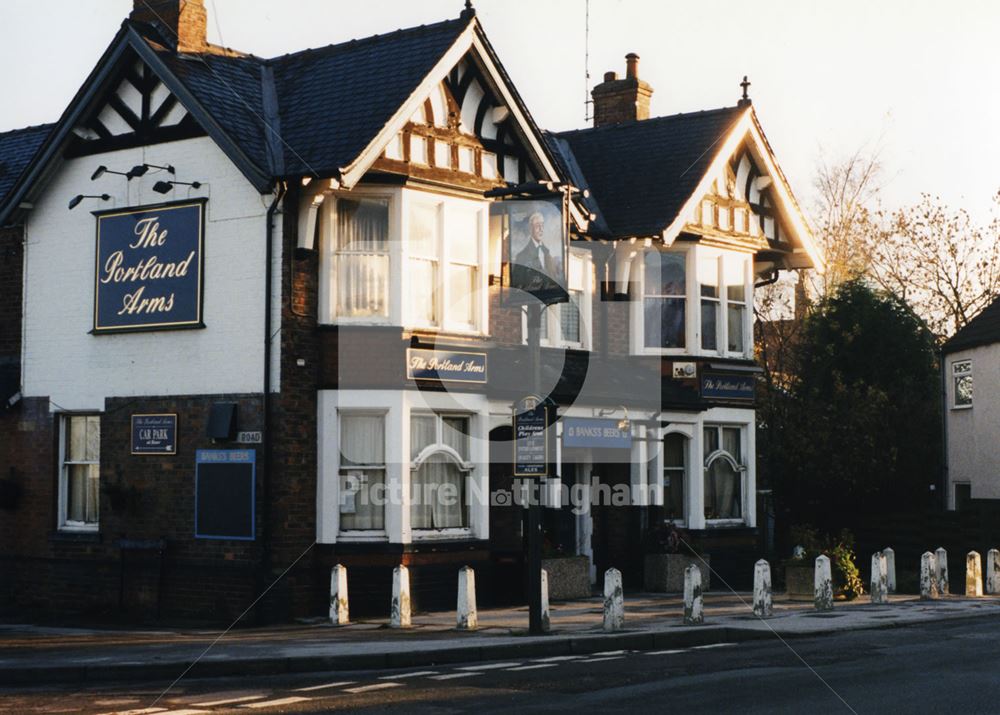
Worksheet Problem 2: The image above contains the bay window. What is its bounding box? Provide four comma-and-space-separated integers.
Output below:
703, 425, 744, 521
59, 414, 100, 531
339, 413, 386, 531
636, 246, 751, 357
410, 413, 472, 530
323, 196, 391, 321
662, 432, 687, 522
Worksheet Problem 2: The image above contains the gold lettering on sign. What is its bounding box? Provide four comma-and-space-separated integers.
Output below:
129, 216, 169, 249
101, 250, 196, 284
118, 286, 176, 316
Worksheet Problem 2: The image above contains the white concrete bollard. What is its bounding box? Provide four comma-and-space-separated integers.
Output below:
920, 551, 939, 600
603, 568, 625, 632
935, 547, 949, 595
390, 565, 411, 628
870, 552, 889, 605
752, 559, 772, 618
966, 551, 983, 597
540, 569, 551, 633
814, 554, 834, 611
882, 548, 896, 594
987, 549, 1000, 595
457, 566, 478, 630
683, 564, 704, 625
329, 564, 349, 625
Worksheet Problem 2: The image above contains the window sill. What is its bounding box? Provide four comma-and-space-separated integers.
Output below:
704, 519, 746, 528
951, 405, 973, 411
50, 529, 101, 543
412, 528, 473, 541
337, 530, 388, 543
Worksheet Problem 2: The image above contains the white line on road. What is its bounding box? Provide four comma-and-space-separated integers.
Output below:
430, 672, 483, 680
456, 662, 521, 670
343, 683, 404, 694
294, 680, 355, 692
507, 664, 559, 671
691, 643, 736, 650
580, 656, 626, 663
191, 695, 267, 707
378, 670, 439, 679
240, 697, 311, 709
591, 650, 628, 656
531, 655, 584, 662
645, 649, 687, 655
100, 708, 167, 715
159, 710, 210, 715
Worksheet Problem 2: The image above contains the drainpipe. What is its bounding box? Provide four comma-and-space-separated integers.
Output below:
260, 181, 286, 620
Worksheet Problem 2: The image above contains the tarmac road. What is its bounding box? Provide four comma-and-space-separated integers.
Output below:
2, 616, 998, 714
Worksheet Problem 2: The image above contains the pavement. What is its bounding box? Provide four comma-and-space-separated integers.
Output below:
2, 591, 1000, 687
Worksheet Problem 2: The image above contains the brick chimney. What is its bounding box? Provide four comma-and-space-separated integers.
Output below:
130, 0, 208, 53
591, 53, 654, 127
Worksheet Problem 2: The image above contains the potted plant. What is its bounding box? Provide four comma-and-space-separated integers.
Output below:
642, 522, 710, 592
540, 533, 591, 600
783, 525, 863, 601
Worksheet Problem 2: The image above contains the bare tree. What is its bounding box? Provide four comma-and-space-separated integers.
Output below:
865, 192, 1000, 339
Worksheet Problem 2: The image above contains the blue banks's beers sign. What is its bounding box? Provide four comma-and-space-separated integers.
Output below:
93, 200, 206, 332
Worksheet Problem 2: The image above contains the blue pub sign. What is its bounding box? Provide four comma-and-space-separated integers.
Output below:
93, 200, 206, 332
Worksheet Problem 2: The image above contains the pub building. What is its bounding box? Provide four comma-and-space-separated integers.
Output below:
0, 1, 821, 620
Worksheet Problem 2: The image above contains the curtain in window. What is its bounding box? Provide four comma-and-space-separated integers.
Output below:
561, 291, 581, 343
411, 454, 467, 529
726, 259, 746, 353
410, 415, 436, 459
644, 251, 686, 349
340, 414, 385, 530
705, 458, 741, 519
442, 416, 469, 458
66, 415, 100, 524
336, 198, 389, 317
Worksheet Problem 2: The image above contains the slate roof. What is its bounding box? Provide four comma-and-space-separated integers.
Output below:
0, 124, 54, 207
942, 296, 1000, 354
551, 106, 745, 238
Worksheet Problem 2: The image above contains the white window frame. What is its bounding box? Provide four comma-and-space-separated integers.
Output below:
702, 422, 748, 527
632, 245, 753, 359
58, 413, 101, 533
656, 428, 691, 526
952, 359, 973, 409
409, 411, 475, 537
319, 188, 400, 326
521, 248, 594, 350
336, 410, 389, 538
403, 190, 489, 335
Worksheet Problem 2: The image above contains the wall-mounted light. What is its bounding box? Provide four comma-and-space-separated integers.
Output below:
90, 165, 131, 181
68, 194, 110, 210
153, 180, 202, 195
127, 163, 176, 179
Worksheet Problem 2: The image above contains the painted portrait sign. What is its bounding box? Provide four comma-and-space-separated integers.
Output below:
93, 199, 206, 333
492, 196, 568, 306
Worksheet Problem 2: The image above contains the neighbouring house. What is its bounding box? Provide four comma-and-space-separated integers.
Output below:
0, 0, 820, 621
942, 296, 1000, 510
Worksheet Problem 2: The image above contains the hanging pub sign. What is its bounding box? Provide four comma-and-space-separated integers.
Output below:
513, 396, 549, 477
492, 194, 569, 306
93, 199, 206, 333
131, 413, 177, 455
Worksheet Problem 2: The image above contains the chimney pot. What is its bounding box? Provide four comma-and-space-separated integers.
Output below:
603, 71, 618, 82
625, 53, 640, 79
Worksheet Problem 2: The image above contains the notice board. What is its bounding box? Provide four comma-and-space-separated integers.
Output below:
195, 449, 255, 540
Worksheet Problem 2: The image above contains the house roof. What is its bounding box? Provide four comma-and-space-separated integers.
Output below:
0, 124, 55, 210
942, 296, 1000, 354
551, 106, 745, 238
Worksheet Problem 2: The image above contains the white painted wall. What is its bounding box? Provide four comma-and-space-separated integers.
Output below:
21, 136, 282, 410
945, 344, 1000, 504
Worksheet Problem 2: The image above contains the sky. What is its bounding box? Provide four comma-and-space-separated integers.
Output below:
1, 0, 998, 223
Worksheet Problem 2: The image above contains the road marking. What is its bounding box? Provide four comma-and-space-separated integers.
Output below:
456, 662, 520, 670
159, 710, 210, 715
378, 670, 439, 679
343, 683, 403, 694
581, 656, 625, 663
191, 695, 267, 707
691, 643, 736, 650
591, 649, 628, 656
507, 664, 559, 671
240, 697, 311, 709
430, 672, 482, 680
98, 708, 167, 715
531, 655, 583, 662
645, 649, 687, 655
294, 681, 355, 692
